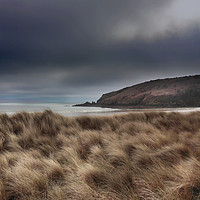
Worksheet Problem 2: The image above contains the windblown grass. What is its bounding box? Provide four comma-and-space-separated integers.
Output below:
0, 110, 200, 199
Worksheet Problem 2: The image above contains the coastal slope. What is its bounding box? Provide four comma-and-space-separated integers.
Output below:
91, 75, 200, 108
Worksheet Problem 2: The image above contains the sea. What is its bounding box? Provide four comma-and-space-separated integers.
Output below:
0, 103, 200, 117
0, 103, 122, 117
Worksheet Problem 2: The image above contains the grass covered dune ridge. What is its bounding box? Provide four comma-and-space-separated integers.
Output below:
1, 111, 200, 199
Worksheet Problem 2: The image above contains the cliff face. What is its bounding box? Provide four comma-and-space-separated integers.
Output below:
97, 75, 200, 108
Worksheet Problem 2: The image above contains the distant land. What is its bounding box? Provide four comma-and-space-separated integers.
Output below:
76, 75, 200, 108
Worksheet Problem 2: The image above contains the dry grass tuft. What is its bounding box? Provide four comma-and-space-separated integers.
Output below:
0, 111, 200, 199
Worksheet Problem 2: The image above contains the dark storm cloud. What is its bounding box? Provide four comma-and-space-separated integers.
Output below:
0, 0, 200, 101
0, 0, 171, 66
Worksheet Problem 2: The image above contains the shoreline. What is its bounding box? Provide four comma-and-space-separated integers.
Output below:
74, 102, 200, 109
1, 107, 200, 118
73, 105, 200, 116
1, 102, 200, 117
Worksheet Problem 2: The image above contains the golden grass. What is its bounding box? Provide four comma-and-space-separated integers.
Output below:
0, 110, 200, 199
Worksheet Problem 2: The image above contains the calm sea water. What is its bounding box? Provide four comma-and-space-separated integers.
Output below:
0, 103, 200, 117
0, 103, 122, 117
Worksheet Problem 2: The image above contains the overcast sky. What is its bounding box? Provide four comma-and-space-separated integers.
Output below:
0, 0, 200, 103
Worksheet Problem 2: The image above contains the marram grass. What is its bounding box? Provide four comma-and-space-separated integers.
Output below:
0, 110, 200, 199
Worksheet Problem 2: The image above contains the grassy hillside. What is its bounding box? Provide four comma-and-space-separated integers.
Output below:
96, 75, 200, 108
1, 110, 200, 199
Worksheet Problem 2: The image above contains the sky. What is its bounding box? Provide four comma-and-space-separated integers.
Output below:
0, 0, 200, 103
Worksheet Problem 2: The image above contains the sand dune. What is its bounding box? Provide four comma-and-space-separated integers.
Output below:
0, 110, 200, 199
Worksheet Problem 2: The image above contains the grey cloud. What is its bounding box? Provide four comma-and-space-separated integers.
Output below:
0, 0, 172, 64
0, 0, 200, 102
